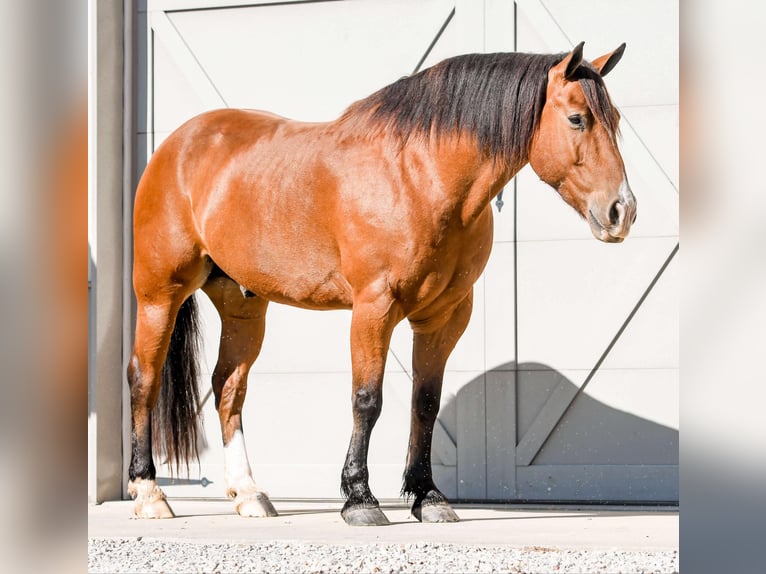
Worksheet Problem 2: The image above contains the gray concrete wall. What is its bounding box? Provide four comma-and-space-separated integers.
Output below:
88, 0, 129, 503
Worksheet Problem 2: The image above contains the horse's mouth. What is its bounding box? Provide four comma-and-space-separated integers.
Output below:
588, 210, 624, 243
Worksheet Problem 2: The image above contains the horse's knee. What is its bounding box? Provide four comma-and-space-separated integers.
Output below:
353, 387, 382, 421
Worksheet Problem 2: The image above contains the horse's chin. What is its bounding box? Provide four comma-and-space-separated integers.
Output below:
596, 231, 624, 243
588, 210, 625, 243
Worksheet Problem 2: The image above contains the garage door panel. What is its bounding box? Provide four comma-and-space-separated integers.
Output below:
416, 7, 459, 72
151, 25, 212, 133
432, 463, 457, 499
386, 321, 414, 377
438, 369, 485, 436
622, 106, 679, 191
515, 0, 563, 53
601, 255, 679, 370
516, 367, 584, 441
516, 465, 677, 502
581, 367, 679, 431
136, 15, 149, 135
157, 377, 229, 499
534, 369, 679, 466
198, 290, 357, 375
513, 0, 678, 501
167, 0, 455, 122
619, 132, 679, 238
256, 307, 354, 374
486, 370, 516, 499
483, 242, 516, 370
517, 0, 678, 107
455, 371, 486, 499
489, 183, 515, 243
516, 237, 678, 372
446, 274, 486, 372
385, 285, 487, 376
515, 165, 593, 242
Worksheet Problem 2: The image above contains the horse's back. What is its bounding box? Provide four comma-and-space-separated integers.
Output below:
135, 108, 287, 211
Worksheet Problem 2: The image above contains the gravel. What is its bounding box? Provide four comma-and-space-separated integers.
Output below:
89, 537, 678, 573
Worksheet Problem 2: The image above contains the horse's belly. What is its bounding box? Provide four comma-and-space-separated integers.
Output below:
258, 272, 353, 310
223, 259, 354, 311
201, 205, 353, 309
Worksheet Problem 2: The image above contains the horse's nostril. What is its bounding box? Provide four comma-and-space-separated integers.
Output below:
608, 201, 621, 226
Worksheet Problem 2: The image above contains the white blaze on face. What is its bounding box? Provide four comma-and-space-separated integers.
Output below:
617, 177, 637, 229
619, 178, 630, 197
224, 429, 254, 491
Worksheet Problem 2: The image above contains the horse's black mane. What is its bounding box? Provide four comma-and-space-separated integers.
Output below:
343, 51, 619, 168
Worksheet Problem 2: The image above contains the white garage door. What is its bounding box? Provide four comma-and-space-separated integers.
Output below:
133, 0, 677, 503
509, 0, 678, 501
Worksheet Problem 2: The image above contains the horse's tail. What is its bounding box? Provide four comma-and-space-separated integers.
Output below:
152, 294, 203, 475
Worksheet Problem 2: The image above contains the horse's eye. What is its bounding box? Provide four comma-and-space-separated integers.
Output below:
568, 114, 584, 129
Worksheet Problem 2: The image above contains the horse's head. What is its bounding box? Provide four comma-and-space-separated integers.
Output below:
529, 42, 636, 243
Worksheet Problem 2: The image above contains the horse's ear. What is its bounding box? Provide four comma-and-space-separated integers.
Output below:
591, 43, 626, 77
551, 41, 585, 81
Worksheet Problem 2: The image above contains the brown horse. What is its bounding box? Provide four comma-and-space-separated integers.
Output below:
127, 41, 635, 525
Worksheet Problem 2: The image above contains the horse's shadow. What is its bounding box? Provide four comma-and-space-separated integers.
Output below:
434, 361, 678, 503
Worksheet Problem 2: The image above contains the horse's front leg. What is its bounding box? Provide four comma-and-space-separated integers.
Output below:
404, 291, 474, 522
204, 279, 277, 518
340, 298, 402, 526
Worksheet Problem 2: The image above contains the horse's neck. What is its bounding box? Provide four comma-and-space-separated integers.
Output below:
457, 162, 516, 225
428, 141, 522, 226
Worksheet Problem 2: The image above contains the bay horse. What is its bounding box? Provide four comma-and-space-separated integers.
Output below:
127, 41, 636, 526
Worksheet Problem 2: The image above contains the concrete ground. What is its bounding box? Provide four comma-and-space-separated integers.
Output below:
89, 499, 678, 552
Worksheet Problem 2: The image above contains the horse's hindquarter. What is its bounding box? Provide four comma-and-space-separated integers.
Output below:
181, 110, 354, 309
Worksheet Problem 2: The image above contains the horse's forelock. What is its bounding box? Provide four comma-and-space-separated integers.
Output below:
574, 63, 621, 141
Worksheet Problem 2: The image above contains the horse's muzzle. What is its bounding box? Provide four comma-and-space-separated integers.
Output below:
588, 181, 636, 243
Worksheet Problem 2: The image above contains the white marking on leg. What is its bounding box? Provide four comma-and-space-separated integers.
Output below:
223, 429, 277, 517
224, 429, 256, 495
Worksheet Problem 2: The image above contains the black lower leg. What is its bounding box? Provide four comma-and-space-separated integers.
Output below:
340, 387, 382, 515
128, 422, 156, 483
127, 359, 156, 484
403, 451, 451, 514
341, 453, 378, 511
403, 384, 450, 510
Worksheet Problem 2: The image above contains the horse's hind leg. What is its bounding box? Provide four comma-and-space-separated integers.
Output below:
404, 291, 474, 523
127, 268, 208, 518
202, 276, 277, 518
127, 298, 180, 518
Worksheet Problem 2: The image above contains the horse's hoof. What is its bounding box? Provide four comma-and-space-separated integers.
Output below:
133, 496, 175, 519
235, 492, 278, 518
128, 479, 175, 519
341, 506, 390, 526
413, 503, 460, 523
